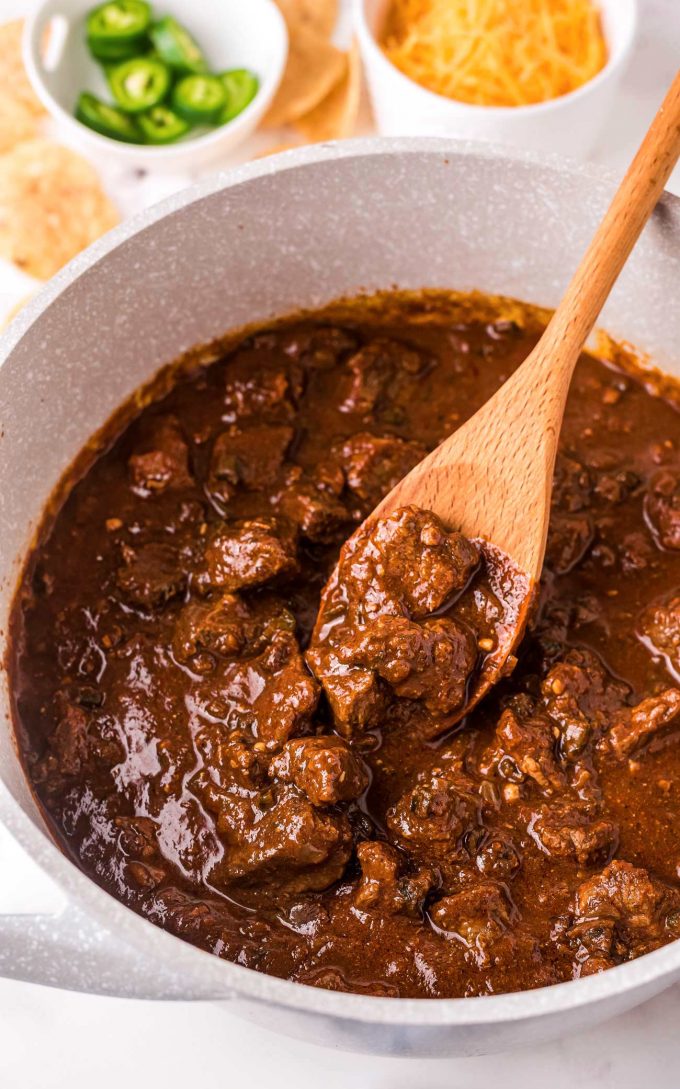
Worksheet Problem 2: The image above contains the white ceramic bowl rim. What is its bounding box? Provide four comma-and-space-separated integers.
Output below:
1, 136, 680, 1027
354, 0, 638, 117
22, 0, 289, 159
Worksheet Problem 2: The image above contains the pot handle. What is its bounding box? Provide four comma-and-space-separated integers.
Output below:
0, 830, 226, 1000
0, 903, 208, 999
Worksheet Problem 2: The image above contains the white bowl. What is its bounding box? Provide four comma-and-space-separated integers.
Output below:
355, 0, 638, 158
23, 0, 288, 171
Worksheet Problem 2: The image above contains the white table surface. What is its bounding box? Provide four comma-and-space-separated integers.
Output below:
1, 0, 679, 1083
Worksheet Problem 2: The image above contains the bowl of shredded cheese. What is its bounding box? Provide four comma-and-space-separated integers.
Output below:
354, 0, 637, 157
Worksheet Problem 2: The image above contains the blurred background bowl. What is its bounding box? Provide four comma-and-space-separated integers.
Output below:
23, 0, 288, 171
354, 0, 638, 158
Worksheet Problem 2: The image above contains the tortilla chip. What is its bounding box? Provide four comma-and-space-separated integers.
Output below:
276, 0, 338, 39
0, 21, 45, 117
295, 43, 361, 143
0, 140, 119, 280
263, 19, 345, 128
0, 91, 38, 152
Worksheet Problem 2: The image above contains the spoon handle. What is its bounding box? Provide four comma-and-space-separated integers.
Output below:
370, 70, 680, 591
538, 68, 680, 368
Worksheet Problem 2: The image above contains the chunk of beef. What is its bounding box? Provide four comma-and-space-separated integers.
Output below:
194, 725, 359, 898
277, 477, 349, 543
304, 648, 388, 735
340, 338, 428, 416
120, 820, 168, 889
116, 541, 186, 609
114, 815, 160, 861
124, 860, 167, 891
349, 614, 477, 717
387, 769, 481, 847
353, 841, 434, 917
174, 592, 250, 661
546, 513, 594, 574
192, 773, 262, 842
575, 861, 665, 928
474, 835, 521, 880
618, 530, 656, 574
541, 650, 630, 759
208, 424, 293, 502
191, 729, 270, 847
202, 516, 298, 591
32, 702, 89, 785
308, 612, 478, 736
552, 454, 593, 513
128, 416, 192, 494
594, 468, 641, 506
602, 689, 680, 759
147, 888, 245, 954
335, 432, 426, 509
430, 882, 515, 948
53, 702, 91, 776
570, 860, 680, 970
285, 326, 358, 370
535, 594, 604, 651
269, 736, 368, 806
193, 726, 269, 794
219, 632, 319, 749
343, 506, 480, 622
173, 592, 295, 663
532, 802, 618, 865
155, 794, 222, 882
645, 469, 680, 550
312, 458, 346, 498
638, 595, 680, 674
479, 701, 565, 794
222, 352, 303, 421
215, 792, 353, 893
191, 634, 318, 753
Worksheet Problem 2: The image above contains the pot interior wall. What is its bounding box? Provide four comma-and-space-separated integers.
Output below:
1, 143, 679, 823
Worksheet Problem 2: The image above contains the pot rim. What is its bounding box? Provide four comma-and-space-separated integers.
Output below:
2, 136, 680, 1025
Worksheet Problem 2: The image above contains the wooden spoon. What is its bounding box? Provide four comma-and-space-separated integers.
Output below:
316, 71, 680, 729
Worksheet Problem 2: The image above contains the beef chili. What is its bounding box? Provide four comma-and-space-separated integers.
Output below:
308, 506, 529, 740
8, 292, 680, 999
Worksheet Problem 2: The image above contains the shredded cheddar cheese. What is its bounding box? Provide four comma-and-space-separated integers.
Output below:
382, 0, 608, 107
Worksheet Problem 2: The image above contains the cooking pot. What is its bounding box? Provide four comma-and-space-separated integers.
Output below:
1, 140, 679, 1058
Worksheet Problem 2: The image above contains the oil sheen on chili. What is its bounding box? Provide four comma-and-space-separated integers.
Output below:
9, 294, 680, 999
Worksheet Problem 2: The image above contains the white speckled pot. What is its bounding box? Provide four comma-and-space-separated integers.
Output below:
0, 140, 679, 1058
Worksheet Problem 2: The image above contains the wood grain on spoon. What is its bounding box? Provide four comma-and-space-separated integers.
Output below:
323, 71, 680, 724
